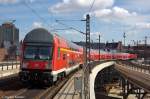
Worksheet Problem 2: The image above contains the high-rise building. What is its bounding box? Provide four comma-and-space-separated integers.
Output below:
0, 22, 19, 48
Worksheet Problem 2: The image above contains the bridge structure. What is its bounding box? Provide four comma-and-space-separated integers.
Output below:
115, 60, 150, 99
89, 60, 115, 99
87, 60, 150, 99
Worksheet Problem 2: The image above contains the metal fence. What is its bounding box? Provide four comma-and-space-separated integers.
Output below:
117, 60, 150, 74
0, 61, 20, 71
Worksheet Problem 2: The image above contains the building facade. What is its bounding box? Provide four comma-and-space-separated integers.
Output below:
0, 22, 19, 48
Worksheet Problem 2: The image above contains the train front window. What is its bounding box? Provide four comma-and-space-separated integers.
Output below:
38, 47, 52, 60
24, 47, 37, 59
24, 46, 53, 60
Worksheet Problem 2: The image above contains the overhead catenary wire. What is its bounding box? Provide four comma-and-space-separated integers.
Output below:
21, 1, 56, 31
55, 20, 86, 35
88, 0, 96, 12
54, 0, 97, 33
51, 28, 72, 31
54, 19, 83, 22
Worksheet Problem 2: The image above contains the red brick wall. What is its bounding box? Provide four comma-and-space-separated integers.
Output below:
0, 48, 6, 61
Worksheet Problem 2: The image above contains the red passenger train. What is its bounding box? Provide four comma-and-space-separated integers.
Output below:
19, 28, 137, 84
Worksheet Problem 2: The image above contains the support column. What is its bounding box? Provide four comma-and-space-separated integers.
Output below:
122, 78, 126, 99
138, 89, 141, 99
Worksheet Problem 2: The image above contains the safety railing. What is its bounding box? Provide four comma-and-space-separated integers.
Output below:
85, 59, 116, 73
0, 61, 20, 71
132, 60, 150, 67
117, 60, 150, 74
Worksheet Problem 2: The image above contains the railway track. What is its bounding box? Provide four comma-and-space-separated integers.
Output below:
0, 74, 28, 98
0, 73, 18, 87
36, 70, 78, 99
53, 70, 82, 99
0, 69, 79, 99
53, 77, 74, 99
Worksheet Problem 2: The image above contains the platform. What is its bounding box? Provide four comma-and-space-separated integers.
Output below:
54, 70, 83, 99
0, 65, 20, 78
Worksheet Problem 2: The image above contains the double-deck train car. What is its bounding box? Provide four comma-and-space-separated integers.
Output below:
19, 28, 83, 84
19, 28, 137, 84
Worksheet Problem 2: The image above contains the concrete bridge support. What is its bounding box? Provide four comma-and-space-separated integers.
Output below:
120, 77, 147, 99
89, 61, 115, 99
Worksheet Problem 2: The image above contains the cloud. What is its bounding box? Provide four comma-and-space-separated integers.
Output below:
0, 0, 18, 4
49, 0, 114, 13
90, 6, 137, 21
89, 6, 150, 30
135, 22, 150, 29
112, 7, 137, 18
32, 22, 43, 28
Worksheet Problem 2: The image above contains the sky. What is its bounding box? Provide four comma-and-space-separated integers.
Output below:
0, 0, 150, 45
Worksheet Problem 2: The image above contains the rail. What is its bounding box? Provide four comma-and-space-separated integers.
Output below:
0, 61, 20, 71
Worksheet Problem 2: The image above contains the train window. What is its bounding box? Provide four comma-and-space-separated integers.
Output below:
63, 54, 66, 60
57, 48, 60, 59
24, 46, 53, 60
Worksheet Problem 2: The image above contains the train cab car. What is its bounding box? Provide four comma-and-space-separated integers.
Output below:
19, 28, 54, 84
19, 28, 83, 84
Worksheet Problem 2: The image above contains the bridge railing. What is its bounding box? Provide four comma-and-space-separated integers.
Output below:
88, 60, 114, 72
132, 60, 150, 67
0, 61, 20, 71
117, 60, 150, 74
